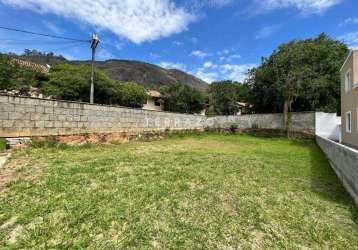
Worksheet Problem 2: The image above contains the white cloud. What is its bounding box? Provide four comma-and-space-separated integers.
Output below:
114, 41, 125, 51
173, 41, 183, 46
255, 25, 278, 39
219, 53, 241, 62
1, 0, 195, 44
337, 32, 358, 48
195, 68, 219, 83
218, 49, 231, 55
191, 50, 210, 58
203, 61, 217, 68
340, 17, 358, 26
150, 53, 161, 59
254, 0, 341, 15
194, 62, 256, 83
159, 61, 187, 71
216, 48, 241, 62
220, 63, 256, 82
188, 0, 233, 10
42, 21, 63, 34
190, 37, 199, 44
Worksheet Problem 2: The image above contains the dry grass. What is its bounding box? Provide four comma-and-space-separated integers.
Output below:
0, 133, 357, 249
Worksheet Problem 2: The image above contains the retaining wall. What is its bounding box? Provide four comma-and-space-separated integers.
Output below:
316, 135, 358, 204
206, 112, 315, 135
0, 95, 205, 138
0, 95, 315, 138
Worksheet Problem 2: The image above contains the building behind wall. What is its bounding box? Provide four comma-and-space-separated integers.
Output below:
142, 90, 163, 111
341, 49, 358, 148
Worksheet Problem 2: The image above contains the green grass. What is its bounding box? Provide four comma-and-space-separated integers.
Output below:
0, 133, 357, 249
0, 139, 6, 152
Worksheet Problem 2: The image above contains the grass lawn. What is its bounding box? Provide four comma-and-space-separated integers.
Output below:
0, 133, 357, 249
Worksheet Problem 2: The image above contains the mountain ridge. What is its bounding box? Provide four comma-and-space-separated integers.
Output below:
15, 54, 209, 91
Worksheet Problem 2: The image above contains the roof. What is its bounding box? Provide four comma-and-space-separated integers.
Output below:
11, 58, 50, 75
147, 90, 161, 98
340, 49, 358, 72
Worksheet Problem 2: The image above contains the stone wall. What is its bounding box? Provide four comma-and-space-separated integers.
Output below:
0, 95, 205, 138
316, 135, 358, 205
206, 112, 315, 135
0, 95, 315, 138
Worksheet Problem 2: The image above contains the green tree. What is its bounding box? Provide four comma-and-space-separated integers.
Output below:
247, 33, 348, 122
0, 54, 37, 93
42, 64, 147, 108
209, 80, 249, 115
160, 83, 205, 114
107, 81, 147, 108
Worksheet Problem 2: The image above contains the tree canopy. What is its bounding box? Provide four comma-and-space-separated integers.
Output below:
42, 64, 147, 108
208, 80, 250, 115
246, 33, 348, 115
0, 54, 37, 93
160, 83, 205, 114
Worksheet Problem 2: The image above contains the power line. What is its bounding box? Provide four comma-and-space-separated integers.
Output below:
0, 25, 90, 43
2, 39, 87, 46
48, 41, 89, 52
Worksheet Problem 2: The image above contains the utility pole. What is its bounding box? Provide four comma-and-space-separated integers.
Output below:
90, 33, 100, 104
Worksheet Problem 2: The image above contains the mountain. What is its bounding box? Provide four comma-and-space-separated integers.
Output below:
74, 60, 208, 91
15, 54, 209, 91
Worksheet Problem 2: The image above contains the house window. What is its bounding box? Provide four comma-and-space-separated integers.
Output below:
345, 69, 352, 92
154, 100, 161, 106
346, 111, 351, 133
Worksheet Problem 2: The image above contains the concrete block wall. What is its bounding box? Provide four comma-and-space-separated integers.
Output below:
316, 136, 358, 205
0, 95, 316, 138
206, 112, 315, 135
0, 95, 205, 137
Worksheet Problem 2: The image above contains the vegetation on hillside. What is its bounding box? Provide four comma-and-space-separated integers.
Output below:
0, 54, 148, 108
9, 49, 209, 91
0, 133, 356, 248
0, 54, 38, 93
42, 64, 147, 108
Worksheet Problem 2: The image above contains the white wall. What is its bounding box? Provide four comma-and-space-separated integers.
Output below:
315, 112, 341, 141
142, 98, 163, 111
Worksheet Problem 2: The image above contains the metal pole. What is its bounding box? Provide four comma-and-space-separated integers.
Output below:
90, 33, 99, 104
90, 46, 95, 104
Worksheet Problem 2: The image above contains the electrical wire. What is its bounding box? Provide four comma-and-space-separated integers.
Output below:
2, 40, 87, 46
0, 25, 90, 43
48, 41, 89, 52
100, 43, 121, 59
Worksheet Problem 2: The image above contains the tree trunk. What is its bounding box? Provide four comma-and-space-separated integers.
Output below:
283, 97, 293, 137
283, 98, 289, 133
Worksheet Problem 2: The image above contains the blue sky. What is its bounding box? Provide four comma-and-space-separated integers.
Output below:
0, 0, 357, 83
